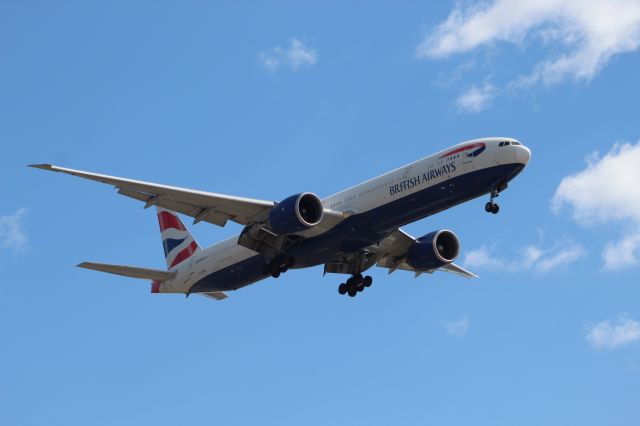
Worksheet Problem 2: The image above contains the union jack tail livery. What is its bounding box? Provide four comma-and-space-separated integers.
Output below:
157, 207, 200, 269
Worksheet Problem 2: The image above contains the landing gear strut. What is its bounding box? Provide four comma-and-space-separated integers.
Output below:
264, 255, 295, 278
485, 188, 500, 214
338, 273, 373, 297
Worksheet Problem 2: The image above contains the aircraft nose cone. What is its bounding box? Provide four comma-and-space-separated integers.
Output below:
517, 146, 531, 164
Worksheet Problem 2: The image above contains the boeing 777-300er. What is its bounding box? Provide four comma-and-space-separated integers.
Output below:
31, 137, 531, 299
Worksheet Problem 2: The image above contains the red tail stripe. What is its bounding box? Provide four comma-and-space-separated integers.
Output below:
158, 211, 186, 232
151, 280, 161, 293
169, 241, 198, 268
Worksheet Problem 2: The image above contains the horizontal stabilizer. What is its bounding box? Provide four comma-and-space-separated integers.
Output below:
78, 262, 176, 281
198, 291, 228, 301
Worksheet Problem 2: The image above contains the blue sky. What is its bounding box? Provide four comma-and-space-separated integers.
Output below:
3, 1, 640, 425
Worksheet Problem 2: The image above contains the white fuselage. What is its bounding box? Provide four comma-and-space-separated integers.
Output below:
160, 137, 530, 293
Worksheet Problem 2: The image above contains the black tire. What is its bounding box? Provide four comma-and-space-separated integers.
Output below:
485, 202, 494, 213
363, 276, 373, 287
357, 285, 364, 292
338, 283, 347, 295
492, 204, 500, 214
346, 278, 356, 293
348, 288, 357, 297
271, 271, 280, 278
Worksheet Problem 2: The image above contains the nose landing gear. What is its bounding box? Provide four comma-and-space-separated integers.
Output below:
485, 201, 499, 214
485, 188, 500, 214
338, 274, 373, 297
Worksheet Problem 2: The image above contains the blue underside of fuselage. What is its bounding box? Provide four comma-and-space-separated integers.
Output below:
189, 163, 524, 293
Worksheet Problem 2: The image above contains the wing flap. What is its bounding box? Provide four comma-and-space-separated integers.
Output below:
116, 188, 233, 226
78, 262, 176, 281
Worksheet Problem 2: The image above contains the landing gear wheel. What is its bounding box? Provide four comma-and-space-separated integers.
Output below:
348, 288, 357, 297
271, 271, 281, 279
485, 202, 500, 214
357, 284, 364, 292
338, 283, 347, 295
363, 276, 373, 287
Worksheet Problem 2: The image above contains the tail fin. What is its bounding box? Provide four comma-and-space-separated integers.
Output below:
156, 207, 200, 269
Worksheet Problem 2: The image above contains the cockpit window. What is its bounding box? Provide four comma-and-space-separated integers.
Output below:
512, 141, 521, 145
499, 142, 504, 146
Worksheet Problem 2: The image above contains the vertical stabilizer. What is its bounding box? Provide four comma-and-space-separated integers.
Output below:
156, 207, 200, 269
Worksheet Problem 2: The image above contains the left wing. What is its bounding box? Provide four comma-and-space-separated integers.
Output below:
373, 229, 478, 279
30, 164, 275, 227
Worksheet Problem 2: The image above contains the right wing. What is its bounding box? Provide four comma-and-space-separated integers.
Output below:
30, 164, 349, 238
30, 164, 275, 227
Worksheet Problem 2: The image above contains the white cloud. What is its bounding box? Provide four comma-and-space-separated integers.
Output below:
0, 208, 29, 253
464, 238, 585, 273
443, 316, 469, 336
259, 38, 317, 72
553, 141, 640, 269
586, 314, 640, 349
455, 83, 496, 113
418, 0, 640, 107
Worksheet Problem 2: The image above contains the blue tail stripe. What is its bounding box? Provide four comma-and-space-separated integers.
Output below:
163, 237, 186, 257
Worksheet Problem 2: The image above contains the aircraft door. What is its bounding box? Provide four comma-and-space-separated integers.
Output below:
463, 150, 474, 172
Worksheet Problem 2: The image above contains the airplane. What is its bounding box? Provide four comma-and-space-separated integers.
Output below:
31, 137, 531, 300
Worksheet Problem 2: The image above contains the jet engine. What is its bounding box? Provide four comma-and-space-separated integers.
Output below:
268, 192, 324, 235
406, 230, 460, 270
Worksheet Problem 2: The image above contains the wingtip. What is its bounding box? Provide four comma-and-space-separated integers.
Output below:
28, 163, 54, 170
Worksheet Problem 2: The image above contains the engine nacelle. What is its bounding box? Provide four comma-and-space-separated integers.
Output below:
406, 230, 460, 271
268, 192, 324, 235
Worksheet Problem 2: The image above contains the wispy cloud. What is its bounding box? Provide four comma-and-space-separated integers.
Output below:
464, 238, 585, 273
259, 38, 317, 72
0, 208, 29, 253
417, 0, 640, 109
586, 314, 640, 349
443, 316, 469, 336
455, 83, 496, 113
553, 141, 640, 270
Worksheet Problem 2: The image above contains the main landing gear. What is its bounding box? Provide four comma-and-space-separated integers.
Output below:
264, 255, 295, 278
485, 188, 500, 214
338, 274, 373, 297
